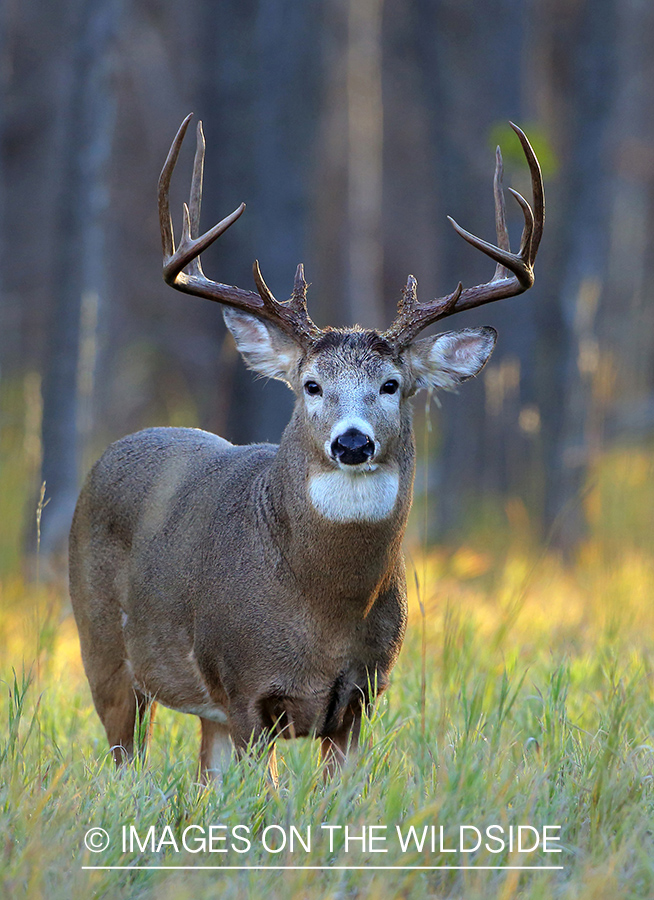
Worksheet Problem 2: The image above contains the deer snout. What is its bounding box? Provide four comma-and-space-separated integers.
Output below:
331, 428, 375, 466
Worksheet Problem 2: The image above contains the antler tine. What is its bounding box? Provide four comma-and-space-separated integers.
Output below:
159, 115, 246, 285
158, 113, 193, 262
510, 122, 544, 264
383, 276, 462, 347
252, 259, 278, 312
384, 123, 544, 350
507, 186, 535, 258
158, 115, 323, 349
493, 145, 510, 281
291, 263, 308, 308
185, 120, 205, 277
447, 176, 534, 279
399, 274, 419, 319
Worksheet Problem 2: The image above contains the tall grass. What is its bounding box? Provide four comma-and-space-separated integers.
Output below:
2, 527, 653, 899
1, 379, 653, 898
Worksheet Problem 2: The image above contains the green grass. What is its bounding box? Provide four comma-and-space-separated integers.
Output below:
2, 536, 654, 899
1, 378, 654, 898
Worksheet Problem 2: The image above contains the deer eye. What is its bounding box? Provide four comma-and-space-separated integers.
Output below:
304, 380, 322, 397
380, 379, 399, 395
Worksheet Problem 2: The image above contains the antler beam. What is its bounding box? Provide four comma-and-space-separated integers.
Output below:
158, 113, 322, 348
385, 123, 544, 350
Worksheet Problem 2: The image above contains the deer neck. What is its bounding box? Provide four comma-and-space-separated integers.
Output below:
259, 409, 415, 611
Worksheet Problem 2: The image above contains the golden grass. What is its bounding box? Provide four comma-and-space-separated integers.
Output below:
1, 375, 654, 898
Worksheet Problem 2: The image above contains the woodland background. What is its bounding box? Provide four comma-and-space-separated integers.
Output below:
1, 0, 654, 564
2, 4, 654, 897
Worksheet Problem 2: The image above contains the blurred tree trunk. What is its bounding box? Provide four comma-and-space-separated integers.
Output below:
40, 0, 123, 557
196, 0, 323, 445
345, 0, 385, 329
600, 1, 654, 442
411, 0, 532, 538
408, 0, 621, 548
314, 0, 385, 331
2, 0, 69, 376
533, 0, 617, 547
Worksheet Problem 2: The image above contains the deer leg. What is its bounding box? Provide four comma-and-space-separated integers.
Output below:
321, 706, 362, 777
85, 662, 156, 765
229, 706, 279, 787
86, 661, 145, 765
71, 591, 145, 764
232, 734, 279, 788
199, 717, 233, 783
70, 537, 154, 766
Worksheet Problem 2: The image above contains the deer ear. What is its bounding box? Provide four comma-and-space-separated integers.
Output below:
406, 326, 497, 392
222, 308, 303, 382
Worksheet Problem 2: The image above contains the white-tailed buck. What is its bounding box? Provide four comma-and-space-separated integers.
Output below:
70, 115, 543, 780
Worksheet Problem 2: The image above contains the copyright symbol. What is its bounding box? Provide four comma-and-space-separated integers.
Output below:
84, 827, 110, 852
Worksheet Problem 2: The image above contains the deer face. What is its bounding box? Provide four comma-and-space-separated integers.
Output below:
223, 308, 496, 521
300, 331, 405, 471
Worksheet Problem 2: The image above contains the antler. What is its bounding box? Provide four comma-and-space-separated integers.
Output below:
384, 123, 544, 350
159, 113, 322, 348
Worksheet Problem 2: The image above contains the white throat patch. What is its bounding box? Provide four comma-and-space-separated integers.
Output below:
308, 467, 399, 522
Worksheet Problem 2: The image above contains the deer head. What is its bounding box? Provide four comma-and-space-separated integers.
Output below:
159, 115, 542, 521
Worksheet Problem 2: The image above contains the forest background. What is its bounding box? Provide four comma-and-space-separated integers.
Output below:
1, 2, 654, 898
4, 0, 653, 562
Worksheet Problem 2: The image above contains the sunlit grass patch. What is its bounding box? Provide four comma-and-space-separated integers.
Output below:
2, 533, 654, 899
2, 387, 654, 898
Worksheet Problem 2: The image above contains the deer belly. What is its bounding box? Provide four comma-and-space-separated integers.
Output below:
125, 641, 228, 723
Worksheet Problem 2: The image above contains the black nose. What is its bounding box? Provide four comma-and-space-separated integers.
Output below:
331, 428, 375, 466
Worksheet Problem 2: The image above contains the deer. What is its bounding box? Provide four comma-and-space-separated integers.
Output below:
69, 114, 543, 782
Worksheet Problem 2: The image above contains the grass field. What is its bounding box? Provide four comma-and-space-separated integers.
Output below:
1, 385, 654, 898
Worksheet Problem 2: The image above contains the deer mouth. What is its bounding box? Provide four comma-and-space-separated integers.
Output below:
335, 459, 379, 474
